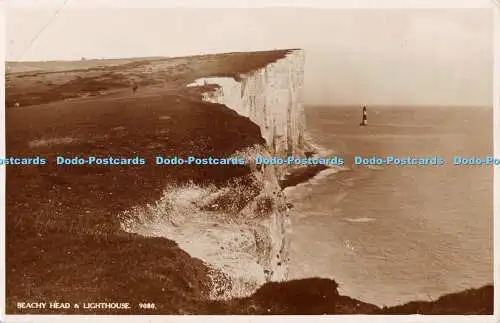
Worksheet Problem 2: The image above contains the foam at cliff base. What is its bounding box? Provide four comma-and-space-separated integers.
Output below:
303, 131, 336, 157
283, 167, 341, 198
282, 132, 348, 196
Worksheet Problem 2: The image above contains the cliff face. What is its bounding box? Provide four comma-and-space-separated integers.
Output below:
195, 49, 307, 283
189, 49, 306, 156
152, 49, 306, 298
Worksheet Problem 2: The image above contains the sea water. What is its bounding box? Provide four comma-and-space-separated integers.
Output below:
287, 105, 493, 307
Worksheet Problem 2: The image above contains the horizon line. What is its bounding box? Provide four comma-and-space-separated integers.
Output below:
305, 104, 493, 108
6, 48, 304, 64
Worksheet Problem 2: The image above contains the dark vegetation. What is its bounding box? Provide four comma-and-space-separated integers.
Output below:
5, 50, 493, 315
208, 280, 492, 315
6, 90, 263, 314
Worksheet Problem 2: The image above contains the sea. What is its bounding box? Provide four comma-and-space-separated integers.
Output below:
286, 105, 493, 307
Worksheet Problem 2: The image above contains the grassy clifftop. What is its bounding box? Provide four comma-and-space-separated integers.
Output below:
6, 92, 263, 314
6, 49, 295, 108
5, 52, 493, 315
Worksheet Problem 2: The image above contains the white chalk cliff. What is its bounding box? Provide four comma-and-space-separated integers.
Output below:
188, 49, 306, 296
189, 49, 306, 156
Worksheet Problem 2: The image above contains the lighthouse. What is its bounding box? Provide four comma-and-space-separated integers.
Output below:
360, 106, 367, 126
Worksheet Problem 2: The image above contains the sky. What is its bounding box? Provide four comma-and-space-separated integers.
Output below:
6, 6, 494, 106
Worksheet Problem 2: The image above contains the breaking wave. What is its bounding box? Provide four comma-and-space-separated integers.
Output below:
343, 217, 376, 223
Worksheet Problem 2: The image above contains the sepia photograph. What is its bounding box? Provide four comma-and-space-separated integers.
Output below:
3, 1, 496, 318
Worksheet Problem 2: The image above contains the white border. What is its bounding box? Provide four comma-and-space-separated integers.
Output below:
493, 0, 500, 316
1, 1, 498, 322
1, 316, 498, 323
4, 0, 493, 8
0, 0, 5, 321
